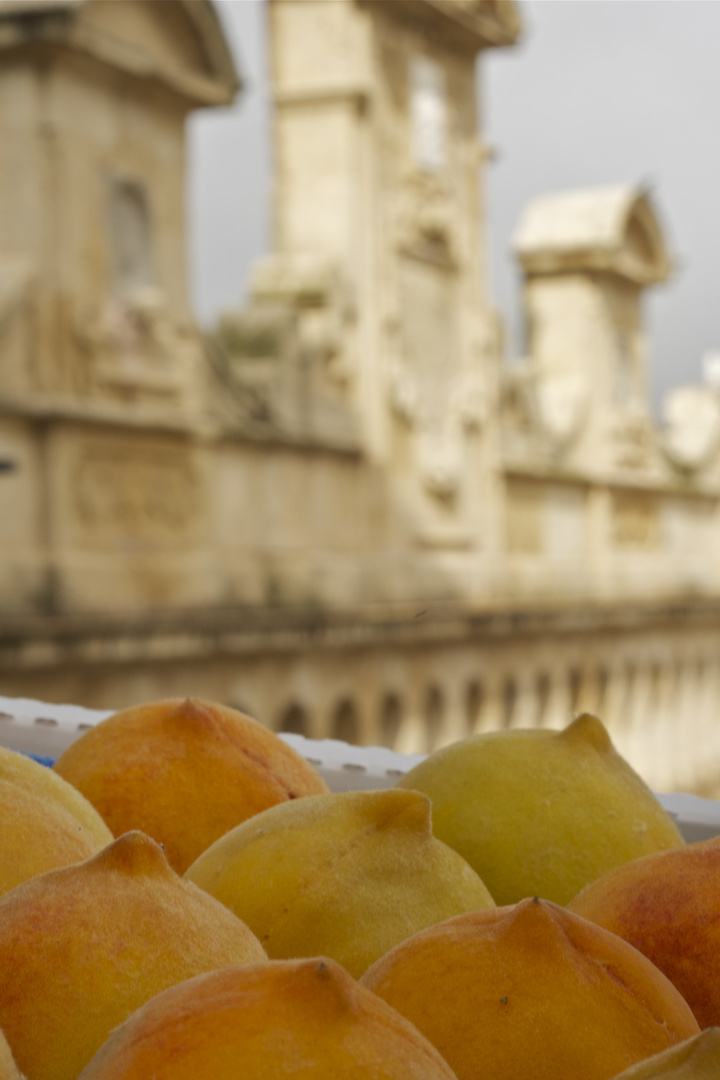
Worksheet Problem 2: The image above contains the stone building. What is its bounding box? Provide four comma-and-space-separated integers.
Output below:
1, 0, 720, 795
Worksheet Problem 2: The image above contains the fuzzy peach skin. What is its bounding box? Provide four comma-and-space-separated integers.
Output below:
53, 697, 329, 872
396, 714, 684, 905
77, 959, 459, 1080
568, 836, 720, 1029
185, 788, 495, 978
0, 744, 112, 896
360, 898, 700, 1080
608, 1030, 720, 1080
0, 832, 267, 1080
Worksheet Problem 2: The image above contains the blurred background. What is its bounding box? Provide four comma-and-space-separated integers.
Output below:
2, 0, 720, 796
191, 0, 720, 414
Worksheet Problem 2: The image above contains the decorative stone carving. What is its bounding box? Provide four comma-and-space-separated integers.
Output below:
390, 360, 487, 432
610, 407, 656, 470
75, 447, 199, 543
395, 170, 457, 264
388, 357, 421, 425
611, 491, 660, 548
416, 420, 464, 498
662, 385, 720, 473
502, 362, 587, 457
75, 288, 201, 400
389, 249, 490, 499
533, 370, 587, 449
449, 367, 489, 432
250, 254, 357, 391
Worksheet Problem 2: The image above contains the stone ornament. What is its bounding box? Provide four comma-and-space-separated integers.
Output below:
75, 289, 201, 401
662, 385, 720, 473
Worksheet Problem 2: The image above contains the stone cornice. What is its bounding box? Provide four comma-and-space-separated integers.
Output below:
1, 597, 719, 671
0, 0, 240, 107
364, 0, 521, 51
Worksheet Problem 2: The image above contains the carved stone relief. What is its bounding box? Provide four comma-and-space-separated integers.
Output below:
75, 447, 200, 545
501, 361, 587, 459
662, 385, 720, 473
395, 170, 457, 265
611, 491, 660, 548
610, 408, 656, 470
389, 254, 487, 500
75, 288, 201, 402
250, 254, 358, 394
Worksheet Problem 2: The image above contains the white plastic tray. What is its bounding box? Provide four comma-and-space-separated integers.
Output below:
0, 695, 718, 843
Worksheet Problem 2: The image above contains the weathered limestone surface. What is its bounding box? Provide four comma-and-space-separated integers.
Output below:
1, 0, 719, 792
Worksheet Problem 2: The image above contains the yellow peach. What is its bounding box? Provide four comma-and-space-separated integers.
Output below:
185, 788, 495, 977
0, 744, 112, 896
361, 898, 700, 1080
53, 697, 329, 872
0, 832, 267, 1080
397, 713, 683, 904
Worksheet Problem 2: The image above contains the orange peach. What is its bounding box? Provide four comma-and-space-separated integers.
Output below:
361, 898, 700, 1080
0, 831, 267, 1080
185, 788, 495, 977
78, 959, 459, 1080
53, 697, 329, 872
0, 744, 112, 896
568, 836, 720, 1028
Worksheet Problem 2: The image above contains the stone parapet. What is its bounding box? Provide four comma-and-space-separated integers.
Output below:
0, 596, 718, 797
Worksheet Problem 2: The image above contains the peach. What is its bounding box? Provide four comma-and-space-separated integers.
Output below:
568, 836, 720, 1028
608, 1030, 720, 1080
185, 788, 495, 977
0, 831, 267, 1080
397, 713, 683, 904
0, 744, 112, 895
53, 697, 329, 872
78, 958, 459, 1080
360, 898, 700, 1080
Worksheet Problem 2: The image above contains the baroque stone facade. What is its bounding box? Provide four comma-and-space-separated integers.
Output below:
1, 0, 720, 793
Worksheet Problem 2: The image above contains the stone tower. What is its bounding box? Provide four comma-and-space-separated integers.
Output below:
0, 0, 238, 412
261, 0, 520, 550
512, 185, 672, 473
0, 0, 239, 611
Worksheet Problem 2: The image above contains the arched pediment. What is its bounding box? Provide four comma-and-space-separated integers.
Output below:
0, 0, 240, 107
512, 184, 672, 285
358, 0, 521, 51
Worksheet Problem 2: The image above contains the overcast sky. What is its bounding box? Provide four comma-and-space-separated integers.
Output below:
188, 0, 720, 415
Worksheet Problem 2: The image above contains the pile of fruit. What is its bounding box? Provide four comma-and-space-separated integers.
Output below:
0, 697, 718, 1079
